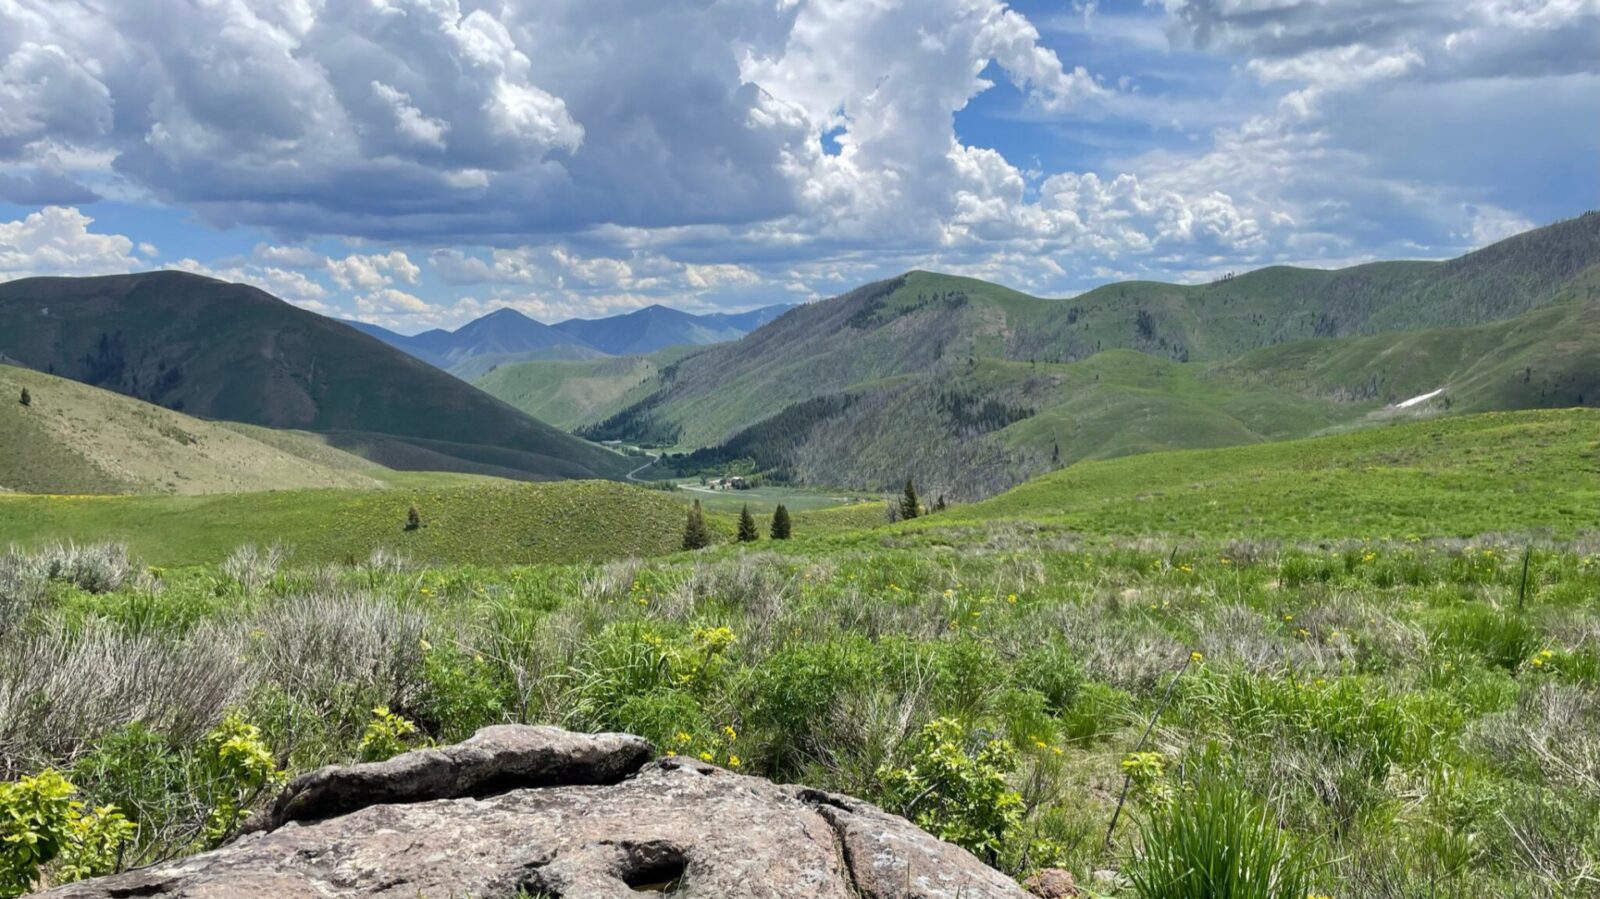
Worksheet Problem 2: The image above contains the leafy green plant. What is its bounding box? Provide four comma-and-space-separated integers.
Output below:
197, 713, 282, 845
357, 706, 422, 762
878, 717, 1023, 862
1127, 776, 1312, 899
0, 769, 133, 897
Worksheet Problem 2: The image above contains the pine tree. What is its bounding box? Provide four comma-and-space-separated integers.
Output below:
900, 479, 920, 520
770, 504, 792, 540
682, 500, 711, 550
1051, 441, 1060, 465
18, 387, 30, 407
405, 503, 422, 531
737, 504, 759, 543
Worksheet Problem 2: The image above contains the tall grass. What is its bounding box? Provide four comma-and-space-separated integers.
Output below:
1127, 776, 1312, 899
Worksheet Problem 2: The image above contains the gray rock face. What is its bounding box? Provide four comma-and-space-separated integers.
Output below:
35, 726, 1029, 899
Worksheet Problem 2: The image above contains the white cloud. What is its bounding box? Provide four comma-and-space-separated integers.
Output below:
164, 257, 330, 309
327, 251, 422, 291
0, 205, 138, 278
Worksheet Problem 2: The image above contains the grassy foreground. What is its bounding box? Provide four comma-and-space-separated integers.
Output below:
4, 532, 1599, 897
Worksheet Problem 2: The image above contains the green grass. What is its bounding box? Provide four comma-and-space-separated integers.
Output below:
474, 353, 671, 430
0, 365, 385, 495
8, 531, 1600, 897
947, 408, 1600, 538
0, 481, 728, 567
671, 483, 873, 515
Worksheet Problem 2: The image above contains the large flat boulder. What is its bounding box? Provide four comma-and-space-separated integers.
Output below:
34, 727, 1030, 899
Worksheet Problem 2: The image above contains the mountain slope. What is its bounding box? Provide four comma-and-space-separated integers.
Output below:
0, 364, 386, 494
574, 215, 1600, 498
0, 272, 630, 482
474, 346, 703, 431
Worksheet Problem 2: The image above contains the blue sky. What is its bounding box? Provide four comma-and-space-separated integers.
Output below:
1, 0, 1595, 333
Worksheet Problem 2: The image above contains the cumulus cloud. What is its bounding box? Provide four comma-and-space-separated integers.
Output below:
164, 257, 330, 310
0, 205, 139, 278
327, 251, 422, 292
1, 0, 1591, 325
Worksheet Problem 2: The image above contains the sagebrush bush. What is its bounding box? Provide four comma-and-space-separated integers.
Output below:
37, 543, 130, 594
221, 543, 285, 595
0, 621, 247, 778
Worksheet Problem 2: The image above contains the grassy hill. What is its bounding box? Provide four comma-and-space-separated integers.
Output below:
941, 408, 1600, 538
569, 215, 1599, 498
474, 346, 705, 430
0, 272, 630, 482
0, 480, 714, 566
0, 364, 388, 495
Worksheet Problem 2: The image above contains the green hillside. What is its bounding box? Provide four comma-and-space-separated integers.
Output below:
1215, 286, 1600, 412
0, 480, 714, 566
0, 272, 630, 482
944, 408, 1600, 538
474, 346, 703, 430
0, 364, 385, 495
568, 215, 1599, 498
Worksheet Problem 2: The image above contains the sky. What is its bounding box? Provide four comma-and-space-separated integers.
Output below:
1, 0, 1596, 334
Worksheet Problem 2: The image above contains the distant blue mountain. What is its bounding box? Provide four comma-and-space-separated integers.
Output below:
348, 302, 795, 376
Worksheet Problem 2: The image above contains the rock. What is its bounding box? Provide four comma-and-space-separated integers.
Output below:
1022, 867, 1080, 898
244, 724, 653, 833
35, 726, 1030, 899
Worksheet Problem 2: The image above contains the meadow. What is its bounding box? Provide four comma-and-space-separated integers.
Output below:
3, 408, 1598, 897
4, 525, 1599, 897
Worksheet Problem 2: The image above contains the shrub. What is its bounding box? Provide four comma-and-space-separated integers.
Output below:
877, 717, 1023, 862
357, 706, 422, 762
38, 543, 130, 594
418, 643, 511, 742
221, 543, 284, 595
0, 550, 48, 629
0, 769, 134, 897
17, 388, 29, 407
197, 713, 282, 845
1127, 776, 1312, 899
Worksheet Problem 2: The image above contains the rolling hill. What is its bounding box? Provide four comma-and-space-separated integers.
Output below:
0, 364, 386, 494
472, 345, 706, 430
564, 213, 1600, 498
941, 408, 1600, 538
0, 272, 631, 482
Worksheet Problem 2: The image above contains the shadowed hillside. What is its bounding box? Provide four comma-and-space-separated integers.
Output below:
0, 272, 630, 482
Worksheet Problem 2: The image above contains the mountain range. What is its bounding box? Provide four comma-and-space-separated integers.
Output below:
1, 214, 1595, 500
509, 212, 1600, 498
348, 302, 795, 379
